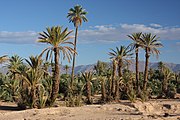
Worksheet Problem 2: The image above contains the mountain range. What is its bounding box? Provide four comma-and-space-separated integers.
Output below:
0, 61, 180, 74
61, 60, 180, 74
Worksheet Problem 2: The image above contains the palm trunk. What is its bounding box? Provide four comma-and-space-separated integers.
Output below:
101, 77, 106, 101
162, 77, 168, 96
135, 46, 140, 92
118, 59, 122, 78
115, 59, 122, 101
143, 48, 149, 91
30, 86, 36, 108
51, 47, 60, 105
115, 78, 120, 101
66, 69, 68, 75
71, 27, 78, 87
86, 79, 92, 104
108, 75, 112, 97
111, 60, 116, 97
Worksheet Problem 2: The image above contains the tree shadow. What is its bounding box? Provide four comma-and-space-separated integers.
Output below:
0, 105, 22, 111
119, 101, 136, 108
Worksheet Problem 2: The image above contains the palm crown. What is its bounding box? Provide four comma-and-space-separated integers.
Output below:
109, 45, 133, 62
128, 32, 142, 49
141, 33, 163, 57
37, 26, 75, 62
67, 5, 88, 27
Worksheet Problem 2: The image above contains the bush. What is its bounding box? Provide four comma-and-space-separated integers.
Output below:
65, 95, 83, 107
149, 79, 162, 96
140, 89, 150, 102
166, 83, 176, 98
127, 86, 136, 103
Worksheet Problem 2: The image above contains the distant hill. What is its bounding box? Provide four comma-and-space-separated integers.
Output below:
0, 61, 180, 74
62, 61, 180, 74
128, 60, 180, 73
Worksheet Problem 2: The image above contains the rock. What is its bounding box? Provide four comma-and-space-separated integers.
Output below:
117, 108, 122, 111
163, 113, 169, 117
163, 104, 171, 109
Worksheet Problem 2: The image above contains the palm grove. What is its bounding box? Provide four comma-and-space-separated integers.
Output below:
0, 5, 179, 109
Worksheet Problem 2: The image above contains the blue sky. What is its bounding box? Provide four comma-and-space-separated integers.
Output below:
0, 0, 180, 65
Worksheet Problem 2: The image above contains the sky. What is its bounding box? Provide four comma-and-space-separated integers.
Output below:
0, 0, 180, 66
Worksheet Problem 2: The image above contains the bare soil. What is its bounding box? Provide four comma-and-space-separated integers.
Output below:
0, 99, 180, 120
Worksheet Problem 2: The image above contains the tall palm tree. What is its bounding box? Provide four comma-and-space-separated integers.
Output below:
109, 45, 133, 101
141, 33, 163, 91
37, 26, 75, 105
67, 5, 88, 86
128, 32, 142, 92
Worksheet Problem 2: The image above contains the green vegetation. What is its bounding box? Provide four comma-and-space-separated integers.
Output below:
0, 5, 179, 110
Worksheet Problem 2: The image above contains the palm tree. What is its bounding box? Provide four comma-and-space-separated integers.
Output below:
162, 67, 175, 96
7, 55, 23, 80
25, 56, 44, 108
158, 61, 165, 70
37, 26, 75, 105
43, 61, 51, 79
128, 32, 142, 92
111, 59, 117, 97
82, 72, 94, 104
99, 76, 107, 101
64, 65, 70, 74
141, 33, 163, 91
5, 55, 23, 101
109, 45, 133, 101
67, 5, 88, 86
94, 61, 109, 101
16, 55, 44, 108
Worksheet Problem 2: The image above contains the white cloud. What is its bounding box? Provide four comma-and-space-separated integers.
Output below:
94, 25, 115, 31
0, 23, 180, 44
150, 23, 162, 28
0, 31, 38, 44
78, 23, 180, 43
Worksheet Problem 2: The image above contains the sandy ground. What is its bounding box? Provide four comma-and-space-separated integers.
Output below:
0, 99, 180, 120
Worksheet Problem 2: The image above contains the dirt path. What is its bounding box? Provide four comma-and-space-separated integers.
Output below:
0, 99, 180, 120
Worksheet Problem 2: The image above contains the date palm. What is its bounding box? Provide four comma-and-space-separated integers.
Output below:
162, 67, 175, 96
67, 5, 88, 86
109, 45, 133, 101
16, 55, 44, 108
128, 32, 142, 92
111, 59, 117, 97
7, 55, 23, 80
141, 33, 163, 91
37, 26, 75, 105
64, 65, 70, 74
94, 61, 109, 101
82, 72, 94, 104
